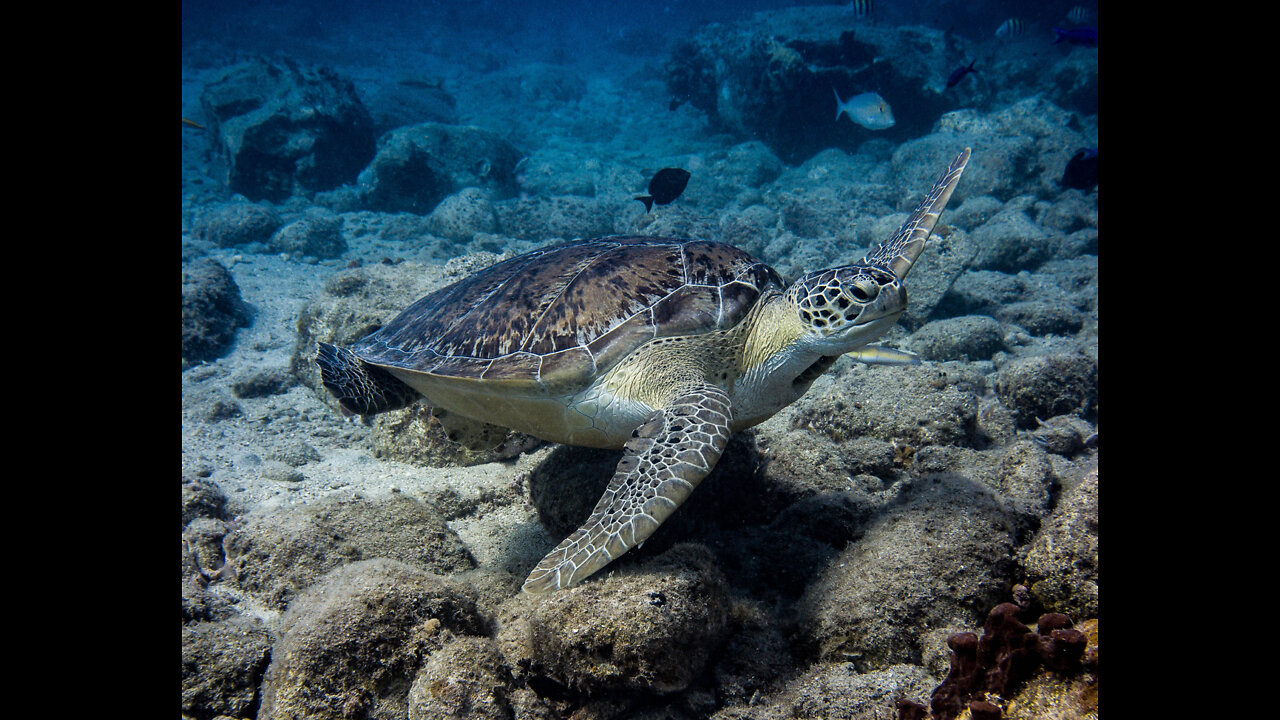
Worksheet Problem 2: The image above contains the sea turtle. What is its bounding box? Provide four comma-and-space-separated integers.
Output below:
317, 147, 971, 593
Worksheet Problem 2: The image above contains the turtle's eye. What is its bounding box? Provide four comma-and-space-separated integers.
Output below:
848, 278, 878, 303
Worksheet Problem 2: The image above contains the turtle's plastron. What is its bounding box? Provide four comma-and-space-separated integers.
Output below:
316, 342, 420, 416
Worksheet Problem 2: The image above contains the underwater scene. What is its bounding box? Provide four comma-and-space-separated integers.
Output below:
181, 1, 1098, 718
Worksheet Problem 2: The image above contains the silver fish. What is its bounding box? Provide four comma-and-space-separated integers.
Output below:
833, 89, 895, 130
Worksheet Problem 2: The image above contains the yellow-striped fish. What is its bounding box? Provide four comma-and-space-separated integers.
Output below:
1066, 6, 1095, 25
847, 346, 921, 366
847, 0, 874, 19
995, 18, 1025, 40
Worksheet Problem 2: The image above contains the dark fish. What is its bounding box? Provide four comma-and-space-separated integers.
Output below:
847, 0, 874, 19
1060, 148, 1098, 190
669, 95, 689, 111
636, 167, 691, 212
946, 59, 978, 89
1052, 26, 1098, 47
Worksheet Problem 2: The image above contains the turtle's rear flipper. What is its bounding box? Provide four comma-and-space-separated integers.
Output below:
522, 384, 732, 593
315, 342, 420, 416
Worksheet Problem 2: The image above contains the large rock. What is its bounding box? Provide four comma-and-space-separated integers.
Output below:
190, 200, 283, 248
498, 543, 732, 696
992, 352, 1098, 429
890, 98, 1095, 202
200, 57, 375, 201
182, 258, 252, 368
798, 476, 1020, 670
181, 616, 272, 718
223, 494, 475, 610
358, 123, 522, 215
1022, 469, 1099, 619
665, 7, 964, 162
258, 559, 486, 720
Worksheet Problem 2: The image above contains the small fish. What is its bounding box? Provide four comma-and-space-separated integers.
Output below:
995, 18, 1025, 40
945, 59, 978, 89
669, 94, 689, 111
1060, 147, 1098, 190
397, 78, 441, 90
1052, 26, 1098, 47
1066, 6, 1095, 24
181, 117, 205, 130
847, 346, 921, 365
847, 0, 874, 19
833, 89, 895, 130
636, 167, 691, 212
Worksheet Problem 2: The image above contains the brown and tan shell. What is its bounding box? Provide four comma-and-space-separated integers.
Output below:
350, 236, 782, 389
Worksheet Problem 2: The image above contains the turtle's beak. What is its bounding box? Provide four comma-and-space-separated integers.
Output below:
862, 148, 971, 283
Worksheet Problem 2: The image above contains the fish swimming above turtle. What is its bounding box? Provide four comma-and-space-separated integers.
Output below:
636, 167, 691, 212
316, 148, 972, 593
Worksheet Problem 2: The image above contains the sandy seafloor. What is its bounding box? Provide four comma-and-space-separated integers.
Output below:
181, 3, 1100, 719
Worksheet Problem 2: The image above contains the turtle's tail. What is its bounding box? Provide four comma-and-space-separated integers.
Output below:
315, 342, 420, 416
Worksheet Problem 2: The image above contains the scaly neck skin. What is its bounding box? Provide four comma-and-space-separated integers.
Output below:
731, 291, 822, 430
730, 288, 902, 431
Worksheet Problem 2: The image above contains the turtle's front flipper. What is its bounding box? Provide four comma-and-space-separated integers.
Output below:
522, 384, 732, 593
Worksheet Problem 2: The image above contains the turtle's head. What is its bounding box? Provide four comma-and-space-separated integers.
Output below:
787, 262, 906, 354
791, 146, 972, 356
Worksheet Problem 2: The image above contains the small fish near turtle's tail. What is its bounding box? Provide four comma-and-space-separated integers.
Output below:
315, 342, 420, 417
636, 195, 655, 212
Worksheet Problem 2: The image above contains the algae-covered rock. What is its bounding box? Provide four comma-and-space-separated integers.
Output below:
427, 187, 499, 243
224, 494, 475, 610
182, 258, 253, 368
892, 98, 1094, 202
992, 352, 1098, 429
798, 476, 1019, 670
268, 207, 347, 258
407, 636, 515, 720
370, 403, 540, 467
181, 615, 272, 719
910, 315, 1006, 362
499, 543, 732, 695
358, 122, 521, 215
792, 363, 981, 449
709, 662, 937, 720
190, 200, 283, 248
1023, 469, 1098, 619
182, 472, 228, 529
258, 559, 486, 720
908, 440, 1058, 524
